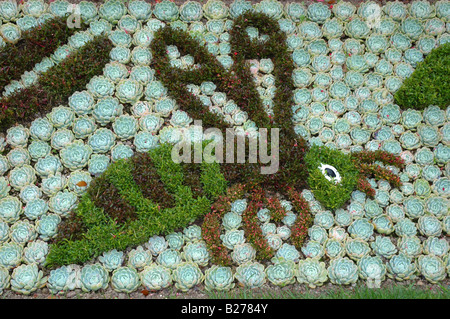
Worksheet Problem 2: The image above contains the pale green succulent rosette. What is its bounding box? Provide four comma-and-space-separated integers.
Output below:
417, 255, 447, 284
264, 258, 296, 287
19, 185, 42, 204
87, 76, 115, 99
35, 155, 63, 178
35, 213, 61, 241
203, 266, 234, 291
88, 154, 110, 176
3, 80, 23, 98
395, 218, 418, 237
436, 0, 450, 22
156, 248, 182, 270
165, 232, 185, 251
103, 62, 129, 84
48, 190, 78, 217
418, 215, 443, 237
131, 46, 152, 66
145, 80, 168, 100
16, 15, 38, 32
234, 261, 265, 288
372, 215, 395, 235
24, 198, 48, 221
228, 0, 253, 19
153, 0, 179, 22
7, 147, 31, 167
132, 28, 153, 47
0, 0, 20, 22
331, 1, 355, 22
345, 17, 370, 39
130, 66, 154, 85
230, 243, 256, 265
98, 249, 124, 271
67, 170, 92, 196
298, 21, 322, 41
89, 19, 113, 37
51, 128, 75, 151
399, 131, 420, 150
30, 118, 54, 146
110, 46, 131, 64
111, 115, 138, 141
140, 264, 172, 291
172, 262, 204, 292
33, 57, 55, 74
422, 165, 442, 183
410, 0, 436, 20
110, 267, 140, 293
274, 243, 299, 263
179, 1, 203, 22
48, 0, 70, 18
9, 219, 36, 245
307, 39, 328, 56
295, 258, 327, 288
390, 32, 412, 51
8, 164, 36, 191
423, 237, 449, 257
109, 30, 132, 48
0, 242, 23, 270
220, 229, 245, 250
313, 211, 334, 229
10, 263, 47, 295
327, 257, 358, 285
301, 240, 324, 259
345, 238, 371, 261
370, 236, 397, 259
79, 264, 109, 292
98, 0, 126, 24
72, 116, 97, 140
6, 125, 29, 148
322, 18, 343, 39
75, 1, 98, 23
397, 236, 423, 258
127, 246, 152, 270
348, 218, 374, 241
134, 131, 159, 152
60, 140, 92, 171
146, 18, 166, 32
128, 0, 152, 21
20, 0, 47, 17
146, 235, 168, 256
23, 240, 47, 265
181, 241, 210, 267
357, 255, 386, 286
93, 97, 124, 126
444, 216, 450, 235
118, 15, 140, 34
324, 238, 345, 259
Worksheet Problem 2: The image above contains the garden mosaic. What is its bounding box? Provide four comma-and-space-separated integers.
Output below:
0, 0, 449, 295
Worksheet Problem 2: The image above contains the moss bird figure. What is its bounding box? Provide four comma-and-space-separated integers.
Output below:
46, 13, 404, 267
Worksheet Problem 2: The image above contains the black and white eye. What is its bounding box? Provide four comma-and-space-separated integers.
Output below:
318, 164, 342, 184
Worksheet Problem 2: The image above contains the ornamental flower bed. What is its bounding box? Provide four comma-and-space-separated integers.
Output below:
0, 0, 449, 296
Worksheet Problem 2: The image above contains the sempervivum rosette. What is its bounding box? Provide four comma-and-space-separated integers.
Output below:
132, 28, 154, 47
111, 267, 140, 293
332, 1, 356, 22
345, 16, 370, 39
357, 256, 386, 288
130, 66, 154, 85
126, 246, 151, 270
128, 0, 152, 21
103, 62, 129, 84
145, 80, 168, 100
72, 116, 97, 140
60, 140, 92, 171
181, 241, 210, 267
156, 249, 182, 270
50, 128, 74, 151
140, 264, 172, 291
99, 249, 124, 271
296, 258, 328, 288
8, 165, 36, 191
307, 2, 331, 24
99, 0, 127, 24
131, 46, 152, 66
423, 237, 449, 257
87, 76, 115, 99
417, 255, 447, 284
88, 128, 116, 154
327, 257, 358, 285
322, 18, 344, 39
23, 240, 48, 266
235, 262, 266, 289
409, 0, 436, 20
112, 115, 138, 140
10, 264, 47, 295
115, 79, 144, 105
79, 264, 109, 292
154, 0, 179, 22
204, 266, 235, 291
0, 23, 21, 44
118, 15, 141, 34
172, 262, 204, 292
110, 46, 132, 64
88, 154, 110, 176
48, 190, 78, 217
231, 243, 256, 265
93, 97, 124, 126
35, 213, 61, 241
265, 258, 296, 287
68, 91, 95, 116
180, 1, 203, 22
299, 21, 322, 41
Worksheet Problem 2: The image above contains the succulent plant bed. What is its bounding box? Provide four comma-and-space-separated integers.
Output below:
0, 0, 449, 298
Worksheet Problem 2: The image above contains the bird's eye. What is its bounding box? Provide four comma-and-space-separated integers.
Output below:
319, 164, 342, 184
